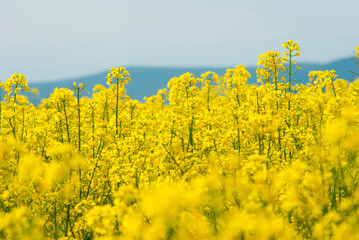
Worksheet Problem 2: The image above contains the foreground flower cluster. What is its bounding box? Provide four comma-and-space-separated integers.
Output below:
0, 41, 359, 239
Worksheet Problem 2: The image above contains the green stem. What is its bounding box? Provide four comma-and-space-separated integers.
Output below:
77, 90, 82, 199
75, 87, 82, 200
278, 126, 282, 155
187, 117, 194, 152
331, 78, 337, 97
0, 97, 2, 136
258, 133, 262, 154
256, 91, 260, 114
207, 84, 210, 111
103, 98, 108, 121
116, 78, 119, 136
12, 92, 17, 138
267, 135, 271, 161
92, 106, 95, 159
63, 100, 71, 143
237, 127, 240, 155
77, 90, 81, 152
86, 156, 100, 199
57, 102, 64, 143
273, 56, 278, 92
20, 107, 25, 142
272, 56, 279, 110
288, 50, 292, 94
288, 50, 292, 110
54, 201, 58, 240
65, 203, 70, 237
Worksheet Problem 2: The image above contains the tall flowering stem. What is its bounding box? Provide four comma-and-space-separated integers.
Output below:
257, 51, 287, 110
283, 40, 301, 110
71, 82, 86, 152
3, 74, 30, 138
106, 67, 131, 136
282, 40, 301, 94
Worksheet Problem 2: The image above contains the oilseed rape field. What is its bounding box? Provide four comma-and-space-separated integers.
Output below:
1, 41, 359, 240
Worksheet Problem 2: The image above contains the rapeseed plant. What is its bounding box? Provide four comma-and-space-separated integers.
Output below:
0, 41, 358, 239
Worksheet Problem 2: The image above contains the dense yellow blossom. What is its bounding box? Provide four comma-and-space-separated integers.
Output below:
0, 42, 359, 239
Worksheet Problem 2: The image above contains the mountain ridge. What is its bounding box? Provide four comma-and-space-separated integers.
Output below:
28, 57, 358, 104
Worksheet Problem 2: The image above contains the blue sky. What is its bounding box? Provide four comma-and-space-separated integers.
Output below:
1, 0, 358, 82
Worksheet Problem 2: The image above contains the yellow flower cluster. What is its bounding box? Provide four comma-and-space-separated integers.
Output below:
355, 46, 359, 59
106, 67, 131, 87
0, 42, 359, 239
257, 51, 287, 83
282, 40, 300, 57
3, 74, 30, 103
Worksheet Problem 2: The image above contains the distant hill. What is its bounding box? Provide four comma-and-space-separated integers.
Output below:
28, 57, 358, 105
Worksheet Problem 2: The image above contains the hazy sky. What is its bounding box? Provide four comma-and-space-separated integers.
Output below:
1, 0, 358, 82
